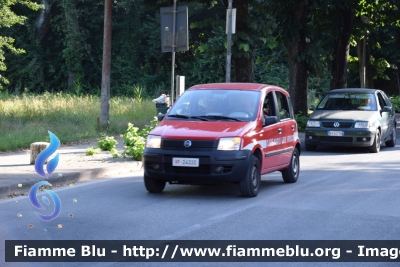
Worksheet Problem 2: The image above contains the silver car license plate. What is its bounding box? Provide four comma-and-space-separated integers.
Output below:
327, 131, 344, 136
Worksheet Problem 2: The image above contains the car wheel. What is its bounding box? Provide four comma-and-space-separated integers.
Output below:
282, 148, 300, 183
369, 131, 381, 153
239, 155, 261, 197
144, 174, 166, 193
385, 128, 396, 147
305, 141, 317, 151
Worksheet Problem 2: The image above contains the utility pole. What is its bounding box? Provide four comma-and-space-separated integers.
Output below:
226, 0, 233, 83
100, 0, 112, 128
160, 2, 188, 105
171, 0, 177, 105
361, 35, 366, 88
361, 15, 369, 89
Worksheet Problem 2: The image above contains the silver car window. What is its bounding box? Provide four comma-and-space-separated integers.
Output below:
317, 93, 377, 111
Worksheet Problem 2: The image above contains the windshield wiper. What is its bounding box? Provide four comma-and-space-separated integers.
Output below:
198, 115, 242, 121
168, 114, 209, 121
168, 114, 189, 119
190, 116, 210, 121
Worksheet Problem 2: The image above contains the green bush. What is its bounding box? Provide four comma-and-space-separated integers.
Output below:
110, 148, 121, 158
98, 135, 118, 151
390, 95, 400, 112
295, 113, 308, 132
86, 147, 101, 156
121, 117, 159, 160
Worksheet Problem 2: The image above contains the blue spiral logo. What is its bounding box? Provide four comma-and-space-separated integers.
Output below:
30, 131, 62, 221
29, 181, 61, 221
35, 131, 60, 178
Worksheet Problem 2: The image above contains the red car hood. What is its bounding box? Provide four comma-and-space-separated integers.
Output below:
151, 120, 252, 140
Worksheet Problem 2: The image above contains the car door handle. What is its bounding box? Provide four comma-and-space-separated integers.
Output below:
291, 125, 295, 131
278, 128, 282, 134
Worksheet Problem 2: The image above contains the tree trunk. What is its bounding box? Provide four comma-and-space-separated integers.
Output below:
357, 36, 374, 89
356, 38, 362, 87
67, 71, 75, 91
365, 40, 374, 88
396, 31, 400, 95
330, 9, 354, 90
100, 0, 112, 128
232, 0, 254, 82
61, 0, 82, 91
35, 0, 52, 42
234, 56, 254, 83
30, 142, 49, 165
287, 3, 308, 115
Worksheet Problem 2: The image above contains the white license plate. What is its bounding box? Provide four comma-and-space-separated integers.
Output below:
172, 158, 199, 167
327, 131, 344, 136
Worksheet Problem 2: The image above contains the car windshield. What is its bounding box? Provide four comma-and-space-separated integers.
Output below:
167, 89, 261, 121
316, 93, 377, 111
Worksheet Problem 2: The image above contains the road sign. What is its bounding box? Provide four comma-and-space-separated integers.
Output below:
225, 8, 236, 34
160, 6, 188, 53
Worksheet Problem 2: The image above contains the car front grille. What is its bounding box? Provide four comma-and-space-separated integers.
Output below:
162, 139, 217, 151
321, 122, 353, 128
320, 136, 353, 143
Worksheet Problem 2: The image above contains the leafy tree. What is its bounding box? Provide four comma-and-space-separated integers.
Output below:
144, 0, 277, 83
2, 0, 399, 102
354, 0, 400, 91
325, 1, 355, 90
0, 0, 42, 89
261, 0, 311, 115
324, 0, 399, 91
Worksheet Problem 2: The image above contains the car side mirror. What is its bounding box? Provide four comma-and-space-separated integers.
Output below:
381, 106, 391, 113
264, 116, 278, 126
157, 113, 165, 121
309, 105, 315, 111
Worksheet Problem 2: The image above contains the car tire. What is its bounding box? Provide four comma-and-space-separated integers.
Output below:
282, 148, 300, 183
305, 142, 317, 151
239, 155, 261, 197
385, 128, 396, 147
144, 174, 166, 193
369, 131, 381, 153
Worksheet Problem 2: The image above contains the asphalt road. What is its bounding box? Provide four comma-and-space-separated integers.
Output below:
1, 142, 400, 267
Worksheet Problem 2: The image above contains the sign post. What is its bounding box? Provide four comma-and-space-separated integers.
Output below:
160, 2, 188, 105
225, 0, 235, 83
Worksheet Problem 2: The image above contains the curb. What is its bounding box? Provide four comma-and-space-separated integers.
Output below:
0, 161, 143, 198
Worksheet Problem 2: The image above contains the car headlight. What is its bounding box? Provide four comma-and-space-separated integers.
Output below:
217, 137, 241, 150
354, 121, 371, 128
306, 120, 321, 127
146, 135, 161, 148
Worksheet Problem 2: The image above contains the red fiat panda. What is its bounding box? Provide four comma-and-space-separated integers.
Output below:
143, 83, 301, 197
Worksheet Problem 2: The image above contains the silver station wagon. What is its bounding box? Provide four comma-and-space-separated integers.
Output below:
305, 88, 396, 153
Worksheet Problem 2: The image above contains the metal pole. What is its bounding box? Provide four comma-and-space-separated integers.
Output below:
226, 0, 232, 83
361, 33, 366, 88
171, 0, 177, 105
100, 0, 112, 128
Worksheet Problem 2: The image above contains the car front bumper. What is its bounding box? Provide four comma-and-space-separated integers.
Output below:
305, 128, 377, 147
143, 147, 252, 184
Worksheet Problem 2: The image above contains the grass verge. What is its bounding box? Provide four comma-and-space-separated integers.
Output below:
0, 92, 157, 151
